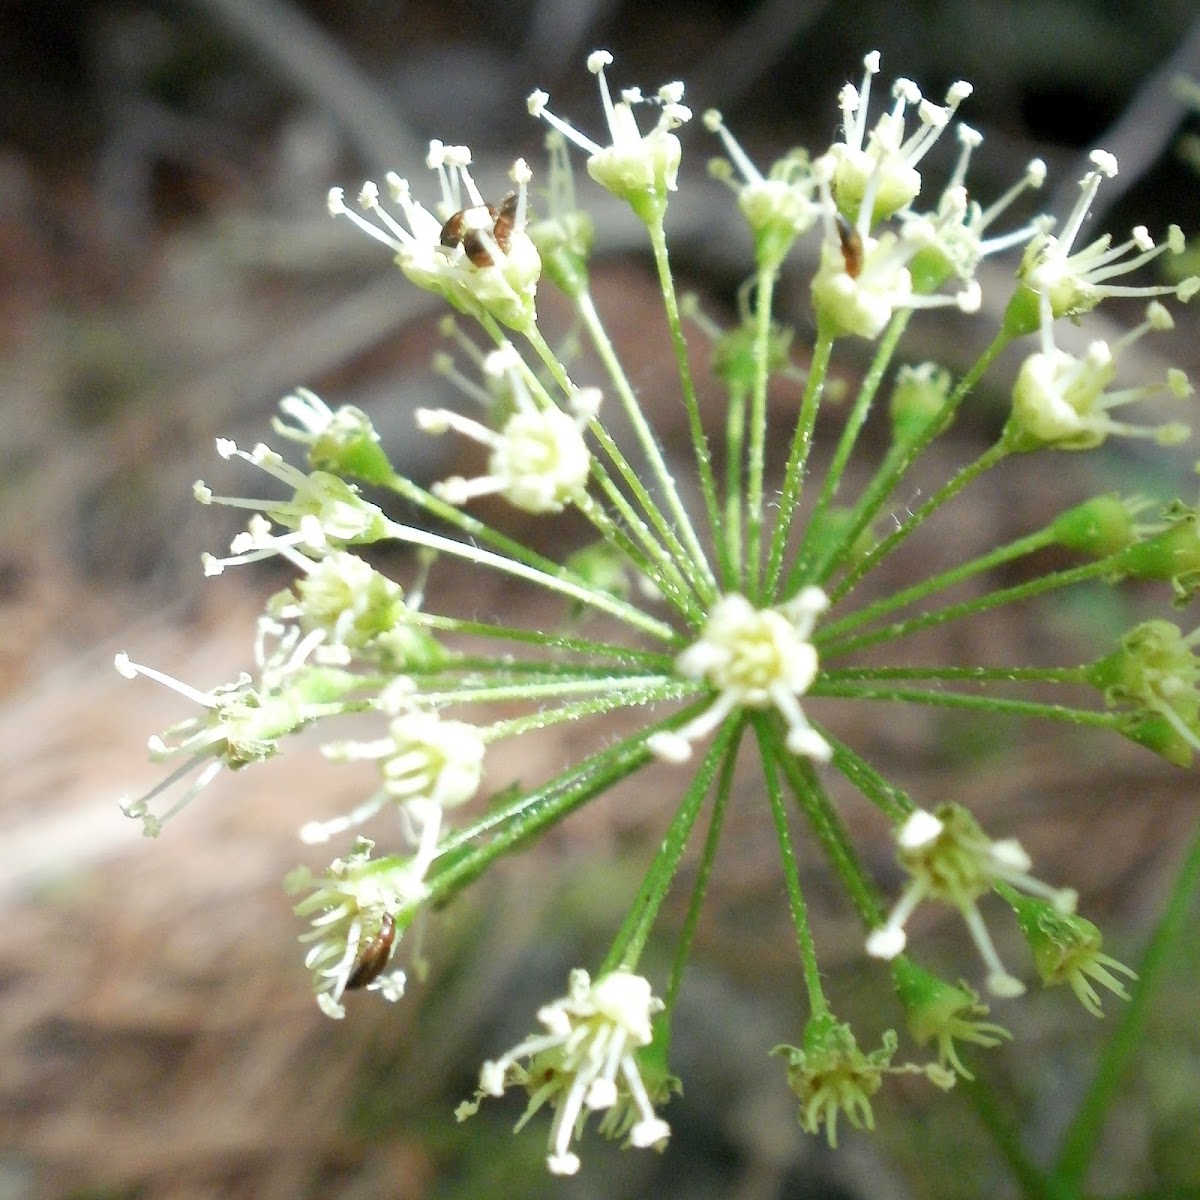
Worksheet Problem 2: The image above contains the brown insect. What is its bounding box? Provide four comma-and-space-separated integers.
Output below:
836, 212, 864, 278
439, 192, 519, 267
345, 912, 396, 990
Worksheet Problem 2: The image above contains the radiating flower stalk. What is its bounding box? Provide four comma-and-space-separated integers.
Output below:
119, 49, 1200, 1177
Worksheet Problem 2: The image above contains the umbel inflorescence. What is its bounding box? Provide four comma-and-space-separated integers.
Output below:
119, 51, 1199, 1170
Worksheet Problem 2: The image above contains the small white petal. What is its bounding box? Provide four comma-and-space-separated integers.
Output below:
898, 809, 944, 849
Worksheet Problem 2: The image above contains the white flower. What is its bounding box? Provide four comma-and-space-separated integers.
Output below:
825, 51, 973, 225
116, 620, 357, 835
648, 589, 830, 763
196, 438, 387, 575
1007, 300, 1192, 451
810, 164, 981, 340
287, 837, 427, 1018
329, 146, 541, 330
418, 343, 597, 513
904, 132, 1050, 282
459, 968, 671, 1175
528, 51, 691, 220
866, 805, 1078, 997
301, 710, 486, 868
1021, 150, 1200, 323
703, 108, 822, 266
270, 388, 394, 486
265, 547, 441, 667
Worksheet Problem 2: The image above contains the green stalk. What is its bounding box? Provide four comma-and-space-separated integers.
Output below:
804, 326, 1013, 590
764, 718, 884, 928
521, 319, 712, 614
398, 610, 679, 666
762, 332, 834, 601
817, 524, 1062, 641
724, 381, 748, 589
381, 518, 675, 640
820, 665, 1090, 685
1052, 812, 1200, 1192
778, 312, 909, 598
415, 657, 673, 681
811, 681, 1124, 730
817, 556, 1120, 658
664, 737, 738, 1012
744, 265, 780, 597
430, 699, 716, 898
647, 216, 725, 591
382, 471, 613, 601
574, 290, 720, 602
413, 673, 684, 712
576, 490, 703, 626
380, 460, 695, 631
755, 717, 829, 1016
604, 716, 743, 973
481, 682, 695, 742
822, 732, 913, 822
827, 439, 1011, 605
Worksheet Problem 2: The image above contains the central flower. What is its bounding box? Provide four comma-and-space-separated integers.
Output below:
648, 589, 831, 762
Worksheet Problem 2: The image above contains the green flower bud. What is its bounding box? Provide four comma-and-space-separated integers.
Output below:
563, 541, 633, 614
529, 209, 595, 299
892, 957, 1010, 1080
1008, 895, 1137, 1017
1119, 710, 1195, 767
889, 362, 954, 446
773, 1015, 895, 1148
1087, 620, 1200, 764
306, 406, 394, 485
1049, 494, 1138, 558
709, 316, 794, 393
1115, 504, 1200, 601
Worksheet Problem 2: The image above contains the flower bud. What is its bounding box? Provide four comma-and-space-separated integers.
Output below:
1008, 894, 1136, 1017
1049, 494, 1138, 558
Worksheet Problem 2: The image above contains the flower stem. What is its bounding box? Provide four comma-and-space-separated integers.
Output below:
827, 439, 1011, 606
398, 610, 678, 667
576, 490, 704, 625
525, 317, 713, 613
763, 331, 835, 602
820, 664, 1090, 686
413, 673, 686, 714
755, 717, 829, 1016
817, 556, 1120, 658
605, 715, 744, 973
647, 216, 725, 589
1052, 811, 1200, 1192
803, 326, 1013, 591
665, 728, 738, 1013
823, 733, 913, 822
818, 524, 1062, 641
811, 681, 1123, 731
430, 702, 714, 900
381, 519, 676, 640
724, 381, 748, 588
761, 716, 884, 929
744, 265, 780, 596
778, 312, 909, 598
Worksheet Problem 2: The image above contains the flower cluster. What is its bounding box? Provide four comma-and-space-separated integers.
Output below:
119, 48, 1198, 1176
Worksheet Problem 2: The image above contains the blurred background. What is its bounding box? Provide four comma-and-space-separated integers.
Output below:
2, 1, 1199, 1197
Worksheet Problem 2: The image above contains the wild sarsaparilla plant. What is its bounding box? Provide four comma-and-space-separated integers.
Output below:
120, 49, 1200, 1185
